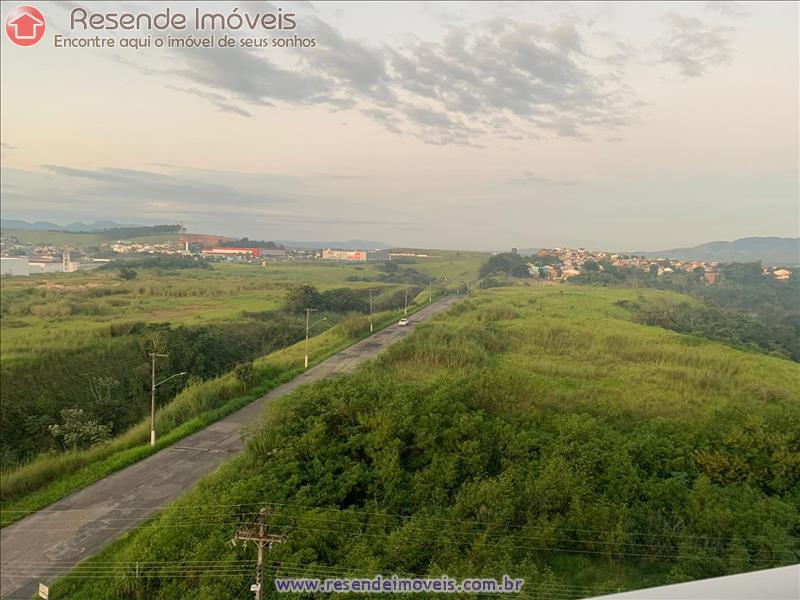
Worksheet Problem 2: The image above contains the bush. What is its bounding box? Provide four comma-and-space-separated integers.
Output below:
339, 313, 370, 337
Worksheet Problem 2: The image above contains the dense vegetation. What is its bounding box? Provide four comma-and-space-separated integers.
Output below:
82, 224, 183, 238
100, 256, 212, 271
574, 261, 800, 361
622, 298, 800, 361
218, 237, 284, 249
51, 287, 800, 599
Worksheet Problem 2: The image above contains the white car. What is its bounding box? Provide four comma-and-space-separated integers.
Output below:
398, 317, 410, 327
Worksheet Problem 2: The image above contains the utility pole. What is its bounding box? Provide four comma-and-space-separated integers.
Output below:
149, 352, 186, 447
149, 352, 167, 447
404, 287, 408, 315
304, 309, 326, 369
233, 508, 288, 600
369, 289, 374, 332
428, 275, 432, 303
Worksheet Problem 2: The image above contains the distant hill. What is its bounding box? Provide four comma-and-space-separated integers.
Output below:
1, 219, 142, 232
2, 224, 182, 248
638, 237, 799, 266
275, 239, 395, 250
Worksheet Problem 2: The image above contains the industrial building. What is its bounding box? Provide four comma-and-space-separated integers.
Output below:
321, 248, 389, 262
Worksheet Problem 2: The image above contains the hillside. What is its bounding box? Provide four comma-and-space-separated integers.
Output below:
638, 237, 799, 266
52, 286, 800, 599
1, 225, 182, 249
275, 239, 395, 250
0, 219, 142, 232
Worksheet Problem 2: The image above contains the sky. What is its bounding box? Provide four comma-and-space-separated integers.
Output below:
1, 1, 798, 251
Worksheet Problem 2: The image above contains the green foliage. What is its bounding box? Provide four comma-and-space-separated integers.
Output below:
479, 252, 529, 278
339, 313, 371, 337
48, 409, 111, 451
574, 261, 800, 362
479, 277, 508, 289
218, 237, 284, 249
119, 268, 138, 280
90, 224, 182, 238
51, 286, 800, 599
102, 256, 211, 271
284, 285, 371, 315
232, 362, 255, 387
626, 298, 800, 360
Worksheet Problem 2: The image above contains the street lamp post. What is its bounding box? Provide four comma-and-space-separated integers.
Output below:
404, 287, 408, 315
304, 308, 327, 369
369, 288, 373, 333
149, 352, 187, 447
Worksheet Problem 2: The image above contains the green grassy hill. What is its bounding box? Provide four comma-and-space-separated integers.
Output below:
51, 286, 800, 599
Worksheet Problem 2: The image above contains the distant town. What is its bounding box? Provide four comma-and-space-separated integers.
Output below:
0, 226, 794, 282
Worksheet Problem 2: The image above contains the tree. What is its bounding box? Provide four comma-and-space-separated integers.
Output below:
48, 409, 111, 451
233, 362, 255, 387
119, 268, 138, 280
284, 285, 322, 314
87, 376, 121, 427
583, 260, 599, 272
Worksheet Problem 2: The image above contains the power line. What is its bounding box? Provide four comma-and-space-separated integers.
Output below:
4, 500, 788, 543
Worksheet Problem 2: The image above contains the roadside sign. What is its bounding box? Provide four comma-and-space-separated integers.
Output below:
38, 583, 49, 599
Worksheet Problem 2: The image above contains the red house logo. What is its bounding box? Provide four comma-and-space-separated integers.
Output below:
5, 5, 46, 46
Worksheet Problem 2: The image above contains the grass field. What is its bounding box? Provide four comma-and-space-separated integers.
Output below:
47, 285, 800, 599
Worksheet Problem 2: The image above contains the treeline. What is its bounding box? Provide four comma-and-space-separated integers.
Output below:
574, 262, 800, 361
619, 298, 800, 361
283, 283, 421, 315
77, 224, 183, 238
480, 252, 531, 278
0, 315, 306, 464
100, 256, 211, 272
218, 237, 284, 249
346, 261, 432, 286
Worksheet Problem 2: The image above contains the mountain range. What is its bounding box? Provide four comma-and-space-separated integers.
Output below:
274, 239, 395, 250
637, 237, 799, 266
1, 219, 141, 232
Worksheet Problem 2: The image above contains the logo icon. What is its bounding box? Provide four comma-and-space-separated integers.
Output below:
5, 5, 45, 46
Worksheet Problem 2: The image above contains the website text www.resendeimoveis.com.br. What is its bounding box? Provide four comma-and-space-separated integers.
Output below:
274, 574, 525, 594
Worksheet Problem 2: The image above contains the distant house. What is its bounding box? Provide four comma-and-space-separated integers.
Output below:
773, 268, 792, 281
704, 267, 718, 284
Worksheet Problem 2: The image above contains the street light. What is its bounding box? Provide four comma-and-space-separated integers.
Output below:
305, 308, 327, 369
149, 351, 187, 447
369, 288, 374, 333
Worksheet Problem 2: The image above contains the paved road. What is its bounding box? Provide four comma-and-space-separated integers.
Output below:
0, 295, 462, 599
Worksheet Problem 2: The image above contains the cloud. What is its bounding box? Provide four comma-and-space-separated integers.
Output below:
658, 13, 734, 77
39, 164, 291, 207
102, 8, 643, 144
74, 4, 737, 144
1, 164, 415, 236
